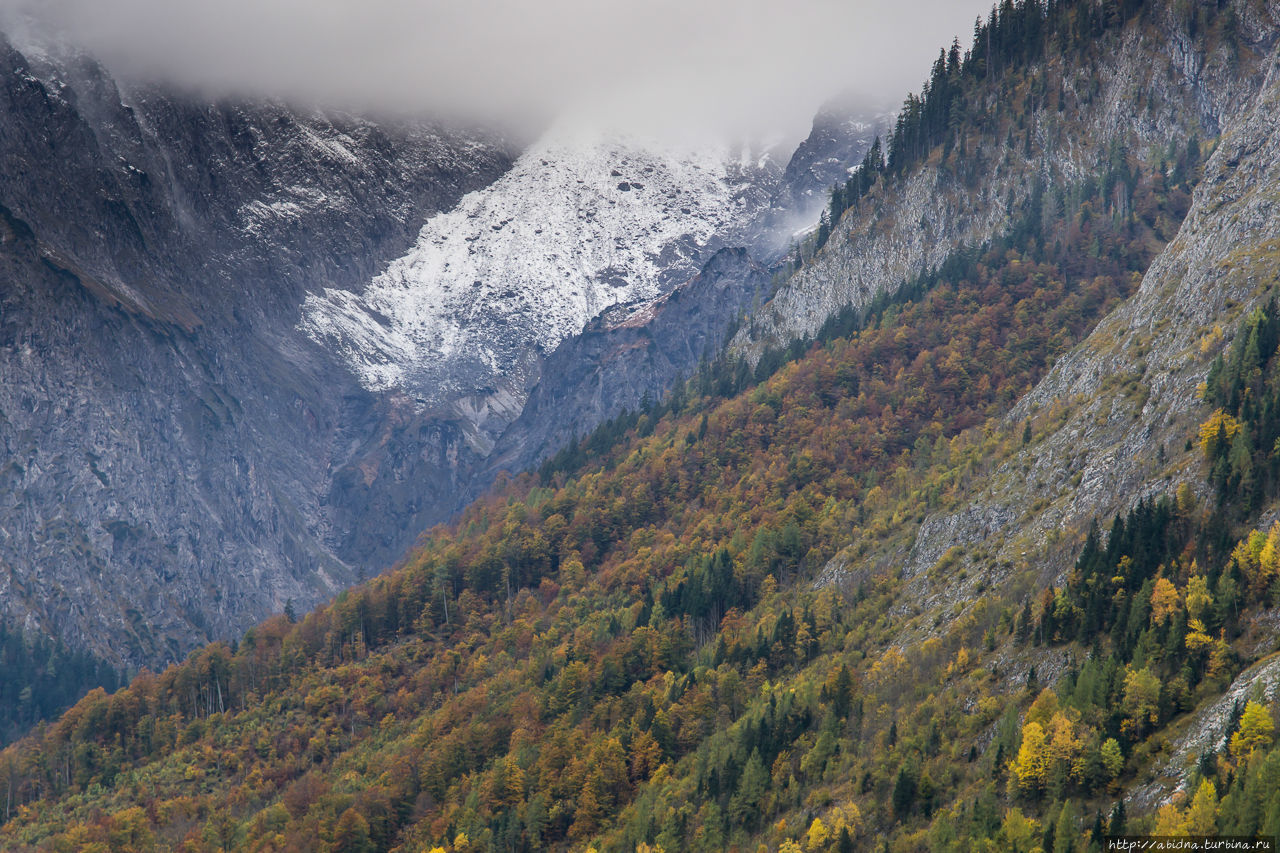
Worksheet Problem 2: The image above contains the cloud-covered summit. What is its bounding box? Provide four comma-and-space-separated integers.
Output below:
1, 0, 991, 141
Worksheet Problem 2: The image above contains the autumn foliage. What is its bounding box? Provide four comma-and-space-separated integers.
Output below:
4, 1, 1276, 850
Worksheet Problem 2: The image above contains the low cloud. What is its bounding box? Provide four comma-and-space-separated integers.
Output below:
2, 0, 992, 141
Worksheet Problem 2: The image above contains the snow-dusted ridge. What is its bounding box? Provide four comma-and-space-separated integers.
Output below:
299, 122, 781, 407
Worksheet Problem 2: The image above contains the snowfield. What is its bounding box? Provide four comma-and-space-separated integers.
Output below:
299, 122, 779, 405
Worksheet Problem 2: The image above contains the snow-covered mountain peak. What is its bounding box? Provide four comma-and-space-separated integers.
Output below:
299, 124, 781, 408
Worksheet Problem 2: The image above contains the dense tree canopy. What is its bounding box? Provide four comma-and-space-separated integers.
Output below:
2, 1, 1272, 851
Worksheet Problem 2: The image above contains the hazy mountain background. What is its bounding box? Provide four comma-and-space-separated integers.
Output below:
10, 2, 1280, 851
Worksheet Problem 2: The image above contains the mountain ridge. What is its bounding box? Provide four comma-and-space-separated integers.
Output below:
0, 31, 517, 668
732, 0, 1276, 365
11, 3, 1280, 850
0, 26, 890, 688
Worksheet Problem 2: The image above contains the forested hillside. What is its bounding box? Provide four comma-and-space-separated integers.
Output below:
0, 624, 120, 748
5, 0, 1280, 851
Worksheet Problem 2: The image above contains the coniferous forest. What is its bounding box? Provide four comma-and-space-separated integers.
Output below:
6, 0, 1280, 851
0, 623, 120, 748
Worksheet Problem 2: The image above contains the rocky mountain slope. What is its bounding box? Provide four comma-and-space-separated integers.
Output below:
901, 15, 1280, 800
479, 246, 773, 481
793, 0, 1280, 817
0, 28, 889, 676
300, 125, 783, 458
0, 33, 517, 666
10, 2, 1280, 850
753, 93, 895, 253
732, 0, 1277, 363
304, 128, 803, 581
805, 0, 1280, 608
905, 35, 1280, 593
471, 103, 893, 484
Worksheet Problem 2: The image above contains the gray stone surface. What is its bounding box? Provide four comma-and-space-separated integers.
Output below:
0, 34, 514, 666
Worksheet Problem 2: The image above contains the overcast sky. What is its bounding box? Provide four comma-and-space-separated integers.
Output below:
2, 0, 993, 143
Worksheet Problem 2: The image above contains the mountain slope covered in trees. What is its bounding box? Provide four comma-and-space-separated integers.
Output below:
733, 0, 1271, 362
6, 0, 1280, 851
0, 24, 885, 706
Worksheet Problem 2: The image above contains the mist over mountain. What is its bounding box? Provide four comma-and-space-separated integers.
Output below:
0, 0, 989, 141
0, 0, 910, 687
12, 3, 1280, 851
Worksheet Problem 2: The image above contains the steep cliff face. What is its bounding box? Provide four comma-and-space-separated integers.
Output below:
469, 102, 890, 484
773, 3, 1280, 600
732, 1, 1277, 364
0, 28, 891, 668
902, 15, 1280, 650
753, 94, 895, 255
810, 0, 1280, 801
480, 247, 772, 480
0, 35, 515, 665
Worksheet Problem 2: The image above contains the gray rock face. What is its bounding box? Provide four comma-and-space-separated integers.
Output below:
731, 2, 1276, 364
809, 2, 1280, 637
480, 247, 771, 481
0, 34, 514, 666
981, 22, 1280, 552
0, 27, 893, 669
782, 96, 890, 208
1131, 652, 1280, 809
471, 101, 893, 488
736, 96, 894, 263
296, 129, 786, 464
904, 505, 1017, 579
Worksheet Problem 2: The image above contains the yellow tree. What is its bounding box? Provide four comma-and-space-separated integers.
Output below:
1010, 721, 1048, 797
1045, 712, 1083, 785
105, 807, 155, 853
1150, 577, 1182, 626
1184, 573, 1213, 622
1198, 409, 1240, 458
1230, 701, 1275, 757
1025, 688, 1060, 727
805, 816, 830, 851
1232, 530, 1267, 596
1000, 807, 1041, 852
1185, 619, 1214, 651
1260, 523, 1280, 596
1122, 666, 1161, 737
1154, 779, 1218, 836
1154, 800, 1185, 836
629, 729, 663, 782
1185, 778, 1218, 834
1175, 481, 1196, 515
485, 755, 525, 810
1099, 738, 1124, 782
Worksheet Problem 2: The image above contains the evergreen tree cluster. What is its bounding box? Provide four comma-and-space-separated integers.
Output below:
1044, 499, 1182, 649
658, 547, 755, 638
0, 621, 121, 746
1203, 298, 1280, 511
886, 0, 1149, 179
816, 137, 884, 253
815, 0, 1215, 260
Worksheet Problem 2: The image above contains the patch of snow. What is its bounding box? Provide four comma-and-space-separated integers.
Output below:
238, 185, 332, 231
300, 126, 360, 166
300, 120, 776, 405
